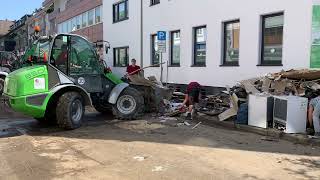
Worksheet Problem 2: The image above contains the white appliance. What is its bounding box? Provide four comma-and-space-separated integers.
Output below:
273, 96, 308, 134
248, 94, 274, 129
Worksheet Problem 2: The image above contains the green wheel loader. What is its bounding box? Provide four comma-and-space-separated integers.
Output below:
3, 34, 144, 129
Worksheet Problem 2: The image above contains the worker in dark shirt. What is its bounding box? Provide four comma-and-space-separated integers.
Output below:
126, 59, 141, 76
181, 82, 201, 120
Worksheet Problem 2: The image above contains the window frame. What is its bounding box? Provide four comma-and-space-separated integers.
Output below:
170, 30, 181, 66
193, 25, 207, 67
113, 0, 129, 23
222, 19, 240, 66
113, 46, 129, 67
260, 12, 284, 66
150, 0, 160, 6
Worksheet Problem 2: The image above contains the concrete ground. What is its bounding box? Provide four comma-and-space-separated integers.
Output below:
0, 110, 320, 180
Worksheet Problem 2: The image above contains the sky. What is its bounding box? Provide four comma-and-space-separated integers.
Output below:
0, 0, 43, 21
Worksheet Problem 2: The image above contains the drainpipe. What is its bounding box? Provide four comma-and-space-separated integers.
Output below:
140, 0, 144, 68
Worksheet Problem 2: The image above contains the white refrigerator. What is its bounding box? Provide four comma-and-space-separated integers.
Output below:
273, 96, 308, 134
248, 94, 274, 129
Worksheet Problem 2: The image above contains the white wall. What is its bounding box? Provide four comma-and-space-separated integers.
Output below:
104, 0, 314, 87
103, 0, 141, 76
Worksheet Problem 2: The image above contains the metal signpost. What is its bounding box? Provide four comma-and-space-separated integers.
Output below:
157, 31, 166, 82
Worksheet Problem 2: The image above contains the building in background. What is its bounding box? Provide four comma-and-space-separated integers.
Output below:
56, 0, 103, 42
6, 15, 32, 52
103, 0, 316, 88
0, 20, 14, 51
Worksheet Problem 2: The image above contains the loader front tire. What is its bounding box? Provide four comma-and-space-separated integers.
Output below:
112, 87, 144, 120
56, 92, 84, 130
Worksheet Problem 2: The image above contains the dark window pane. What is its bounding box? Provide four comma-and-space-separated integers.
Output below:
113, 1, 128, 23
51, 35, 68, 74
114, 47, 129, 67
151, 34, 160, 65
151, 0, 160, 5
223, 21, 240, 65
171, 31, 180, 65
194, 26, 206, 65
261, 14, 284, 64
69, 36, 100, 75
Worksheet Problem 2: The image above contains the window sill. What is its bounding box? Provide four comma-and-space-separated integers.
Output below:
113, 17, 129, 24
257, 64, 283, 67
220, 64, 239, 67
191, 65, 206, 67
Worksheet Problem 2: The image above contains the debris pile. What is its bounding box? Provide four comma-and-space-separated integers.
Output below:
219, 69, 320, 121
239, 69, 320, 97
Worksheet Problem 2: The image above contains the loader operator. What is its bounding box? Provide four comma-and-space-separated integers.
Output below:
181, 82, 202, 120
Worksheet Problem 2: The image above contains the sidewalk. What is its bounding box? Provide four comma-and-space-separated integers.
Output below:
197, 114, 320, 147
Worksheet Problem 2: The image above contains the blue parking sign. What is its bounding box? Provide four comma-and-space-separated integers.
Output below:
157, 31, 166, 41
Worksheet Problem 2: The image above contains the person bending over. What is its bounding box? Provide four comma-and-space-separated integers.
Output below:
181, 82, 201, 120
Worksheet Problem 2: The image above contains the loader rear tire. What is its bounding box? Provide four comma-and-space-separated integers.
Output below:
56, 92, 84, 130
112, 87, 144, 120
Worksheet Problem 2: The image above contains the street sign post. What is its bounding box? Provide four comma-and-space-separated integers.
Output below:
157, 31, 167, 82
157, 31, 166, 53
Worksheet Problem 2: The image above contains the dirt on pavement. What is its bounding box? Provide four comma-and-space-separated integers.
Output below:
0, 115, 320, 180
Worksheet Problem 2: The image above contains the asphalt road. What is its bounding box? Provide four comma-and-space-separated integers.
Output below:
0, 110, 320, 180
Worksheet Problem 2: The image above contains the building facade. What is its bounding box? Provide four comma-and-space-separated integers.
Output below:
0, 20, 14, 51
56, 0, 103, 42
104, 0, 320, 87
7, 15, 32, 52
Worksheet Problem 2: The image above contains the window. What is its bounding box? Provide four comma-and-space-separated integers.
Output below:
69, 36, 100, 74
82, 12, 88, 28
95, 6, 102, 23
71, 17, 77, 31
151, 34, 160, 65
58, 24, 62, 33
88, 9, 94, 26
76, 15, 81, 30
51, 35, 69, 74
170, 30, 181, 66
62, 22, 67, 33
114, 47, 129, 67
151, 0, 160, 6
223, 20, 240, 66
261, 13, 284, 65
113, 0, 128, 23
193, 26, 207, 66
67, 20, 72, 32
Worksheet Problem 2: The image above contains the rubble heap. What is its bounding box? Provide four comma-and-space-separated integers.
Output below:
239, 69, 320, 97
219, 69, 320, 121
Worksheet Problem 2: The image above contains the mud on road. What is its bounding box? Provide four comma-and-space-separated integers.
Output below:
0, 113, 319, 180
0, 100, 320, 180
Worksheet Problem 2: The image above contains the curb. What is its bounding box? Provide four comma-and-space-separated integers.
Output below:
197, 115, 320, 147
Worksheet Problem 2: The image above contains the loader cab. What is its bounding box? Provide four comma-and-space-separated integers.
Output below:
50, 34, 104, 93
